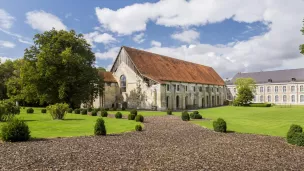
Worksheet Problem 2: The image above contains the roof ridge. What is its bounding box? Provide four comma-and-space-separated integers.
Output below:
123, 46, 211, 69
237, 68, 304, 75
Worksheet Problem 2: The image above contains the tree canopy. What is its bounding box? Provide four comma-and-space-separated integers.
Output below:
300, 19, 304, 55
21, 29, 100, 108
234, 78, 256, 106
0, 60, 15, 100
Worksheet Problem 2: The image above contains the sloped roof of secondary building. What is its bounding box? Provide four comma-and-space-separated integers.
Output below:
229, 68, 304, 84
98, 71, 117, 83
122, 46, 225, 86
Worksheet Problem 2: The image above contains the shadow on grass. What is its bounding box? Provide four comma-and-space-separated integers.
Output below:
64, 118, 85, 121
23, 119, 38, 122
226, 130, 235, 133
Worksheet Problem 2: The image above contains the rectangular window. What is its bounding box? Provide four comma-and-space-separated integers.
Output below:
283, 86, 286, 92
167, 84, 170, 91
260, 87, 264, 93
185, 85, 188, 92
291, 86, 295, 92
199, 87, 202, 92
193, 86, 196, 92
177, 85, 180, 91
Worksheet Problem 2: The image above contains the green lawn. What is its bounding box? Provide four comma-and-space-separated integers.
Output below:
0, 108, 141, 138
192, 106, 304, 137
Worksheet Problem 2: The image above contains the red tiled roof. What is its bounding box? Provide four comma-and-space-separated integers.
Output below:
98, 71, 117, 83
123, 46, 225, 86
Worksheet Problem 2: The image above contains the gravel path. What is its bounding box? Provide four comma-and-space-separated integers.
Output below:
1, 116, 304, 171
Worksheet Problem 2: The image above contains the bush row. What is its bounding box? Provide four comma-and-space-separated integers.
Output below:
248, 103, 272, 107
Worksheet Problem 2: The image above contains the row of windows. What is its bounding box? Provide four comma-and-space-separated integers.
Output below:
259, 85, 304, 93
166, 84, 220, 92
254, 95, 304, 103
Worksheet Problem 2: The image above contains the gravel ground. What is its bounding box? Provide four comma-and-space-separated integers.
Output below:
1, 116, 304, 171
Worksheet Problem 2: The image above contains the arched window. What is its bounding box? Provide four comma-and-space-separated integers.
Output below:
291, 95, 295, 102
267, 95, 271, 102
260, 95, 264, 102
275, 95, 279, 102
267, 86, 271, 93
291, 86, 295, 93
300, 95, 304, 103
283, 95, 287, 102
120, 75, 126, 92
283, 86, 286, 92
300, 85, 304, 92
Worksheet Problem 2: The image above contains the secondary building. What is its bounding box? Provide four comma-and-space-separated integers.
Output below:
227, 68, 304, 105
93, 46, 226, 110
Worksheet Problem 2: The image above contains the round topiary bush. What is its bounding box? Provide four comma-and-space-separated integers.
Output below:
67, 108, 73, 113
130, 109, 137, 116
167, 109, 172, 115
193, 111, 199, 115
213, 118, 227, 133
74, 109, 80, 114
135, 114, 144, 122
81, 109, 87, 115
47, 103, 69, 120
193, 113, 202, 119
26, 108, 34, 114
101, 110, 108, 117
41, 109, 47, 113
190, 112, 195, 119
94, 118, 106, 136
181, 111, 190, 121
128, 114, 136, 120
287, 124, 303, 145
1, 119, 30, 142
91, 110, 97, 116
135, 124, 142, 131
115, 112, 122, 119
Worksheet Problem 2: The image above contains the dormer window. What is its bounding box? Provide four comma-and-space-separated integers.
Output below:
292, 78, 296, 82
268, 79, 272, 82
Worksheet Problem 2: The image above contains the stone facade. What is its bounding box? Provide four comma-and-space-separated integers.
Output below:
227, 83, 304, 105
92, 47, 226, 110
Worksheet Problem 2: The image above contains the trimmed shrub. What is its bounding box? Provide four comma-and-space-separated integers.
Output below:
0, 100, 20, 121
213, 118, 227, 133
135, 124, 142, 131
111, 107, 117, 111
1, 119, 30, 142
94, 108, 100, 112
135, 114, 144, 122
181, 111, 190, 121
67, 108, 73, 113
167, 109, 172, 115
190, 112, 195, 119
249, 103, 271, 107
115, 112, 122, 119
94, 118, 106, 136
130, 109, 137, 116
47, 103, 69, 120
101, 110, 108, 117
88, 107, 93, 112
122, 106, 126, 111
193, 113, 203, 119
27, 108, 34, 114
91, 110, 97, 116
287, 124, 303, 145
74, 109, 80, 114
223, 100, 230, 106
105, 108, 110, 111
41, 109, 47, 113
193, 111, 199, 115
81, 109, 88, 115
294, 133, 304, 146
128, 114, 136, 120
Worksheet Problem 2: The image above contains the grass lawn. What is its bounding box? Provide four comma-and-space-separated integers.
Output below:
0, 108, 141, 139
192, 106, 304, 137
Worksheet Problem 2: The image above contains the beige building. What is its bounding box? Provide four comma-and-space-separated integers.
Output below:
93, 46, 226, 110
227, 68, 304, 105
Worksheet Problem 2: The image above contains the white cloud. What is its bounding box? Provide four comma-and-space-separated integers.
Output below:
26, 10, 67, 32
95, 0, 304, 77
171, 29, 200, 43
0, 41, 15, 48
0, 28, 33, 45
83, 31, 117, 47
95, 47, 120, 60
151, 40, 161, 47
0, 9, 14, 29
0, 56, 13, 63
133, 33, 145, 44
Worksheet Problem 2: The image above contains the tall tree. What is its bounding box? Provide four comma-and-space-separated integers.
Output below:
300, 19, 304, 55
234, 78, 256, 105
21, 29, 100, 108
0, 60, 15, 100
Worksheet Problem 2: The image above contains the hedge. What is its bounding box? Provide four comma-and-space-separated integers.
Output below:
249, 103, 272, 107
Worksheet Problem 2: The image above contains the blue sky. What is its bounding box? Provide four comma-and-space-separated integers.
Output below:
0, 0, 304, 78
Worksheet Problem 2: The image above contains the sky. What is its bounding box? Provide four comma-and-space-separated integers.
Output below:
0, 0, 304, 78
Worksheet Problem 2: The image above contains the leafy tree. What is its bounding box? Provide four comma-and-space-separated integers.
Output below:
234, 78, 256, 105
21, 29, 100, 108
300, 19, 304, 55
0, 60, 15, 100
97, 67, 106, 71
